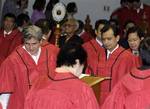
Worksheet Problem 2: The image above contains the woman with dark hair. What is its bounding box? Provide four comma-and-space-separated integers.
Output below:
102, 37, 150, 109
31, 0, 46, 24
24, 43, 99, 109
127, 26, 145, 67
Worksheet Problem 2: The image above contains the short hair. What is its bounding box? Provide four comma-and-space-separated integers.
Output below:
3, 13, 16, 22
120, 0, 127, 4
139, 37, 150, 66
57, 42, 87, 67
22, 25, 43, 42
35, 19, 52, 35
33, 0, 46, 11
126, 26, 145, 39
16, 13, 30, 27
95, 19, 109, 31
101, 23, 119, 36
127, 0, 140, 3
66, 2, 77, 13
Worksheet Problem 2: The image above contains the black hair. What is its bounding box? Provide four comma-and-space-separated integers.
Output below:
77, 20, 84, 30
126, 26, 145, 39
16, 13, 30, 27
127, 0, 140, 3
95, 19, 109, 31
120, 0, 127, 4
45, 0, 59, 11
57, 42, 87, 67
66, 2, 77, 13
101, 23, 119, 36
3, 13, 16, 22
139, 37, 150, 66
35, 19, 52, 35
33, 0, 46, 11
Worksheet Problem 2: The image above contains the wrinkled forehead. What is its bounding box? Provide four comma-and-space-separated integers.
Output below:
65, 19, 77, 25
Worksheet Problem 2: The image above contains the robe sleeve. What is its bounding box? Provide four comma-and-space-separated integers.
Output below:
0, 58, 15, 93
101, 82, 127, 109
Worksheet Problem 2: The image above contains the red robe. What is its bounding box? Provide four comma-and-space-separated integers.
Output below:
131, 4, 150, 29
24, 72, 100, 109
0, 29, 23, 65
0, 103, 2, 109
83, 39, 106, 76
99, 46, 136, 106
84, 41, 136, 105
102, 68, 150, 109
111, 7, 134, 37
127, 49, 142, 68
0, 45, 59, 109
80, 31, 93, 43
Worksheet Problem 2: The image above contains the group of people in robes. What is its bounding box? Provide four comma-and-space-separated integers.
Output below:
0, 0, 150, 108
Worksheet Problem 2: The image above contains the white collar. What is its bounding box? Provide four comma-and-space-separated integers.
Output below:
96, 37, 103, 47
22, 46, 41, 64
137, 3, 143, 13
4, 30, 12, 37
107, 44, 119, 59
78, 29, 85, 36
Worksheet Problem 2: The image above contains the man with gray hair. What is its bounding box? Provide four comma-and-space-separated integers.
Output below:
0, 25, 58, 109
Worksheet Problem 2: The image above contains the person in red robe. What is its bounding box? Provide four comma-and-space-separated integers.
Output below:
24, 42, 99, 109
76, 20, 93, 43
0, 13, 23, 65
83, 19, 109, 76
0, 25, 59, 109
101, 37, 150, 109
110, 0, 133, 37
130, 0, 150, 31
98, 24, 136, 106
127, 26, 144, 67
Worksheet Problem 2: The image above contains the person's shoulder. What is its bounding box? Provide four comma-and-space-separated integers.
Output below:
83, 39, 95, 47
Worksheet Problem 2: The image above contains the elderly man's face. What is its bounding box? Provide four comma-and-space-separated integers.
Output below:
24, 37, 41, 55
64, 21, 77, 35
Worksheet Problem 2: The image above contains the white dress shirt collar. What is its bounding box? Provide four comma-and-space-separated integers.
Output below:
4, 30, 12, 37
107, 44, 119, 59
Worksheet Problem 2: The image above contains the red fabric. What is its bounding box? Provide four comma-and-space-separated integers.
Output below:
0, 103, 2, 109
111, 7, 134, 37
83, 39, 106, 75
102, 68, 150, 109
0, 29, 23, 65
131, 4, 150, 28
24, 72, 100, 109
99, 46, 136, 106
127, 49, 142, 68
83, 41, 136, 106
80, 31, 93, 43
0, 45, 59, 109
